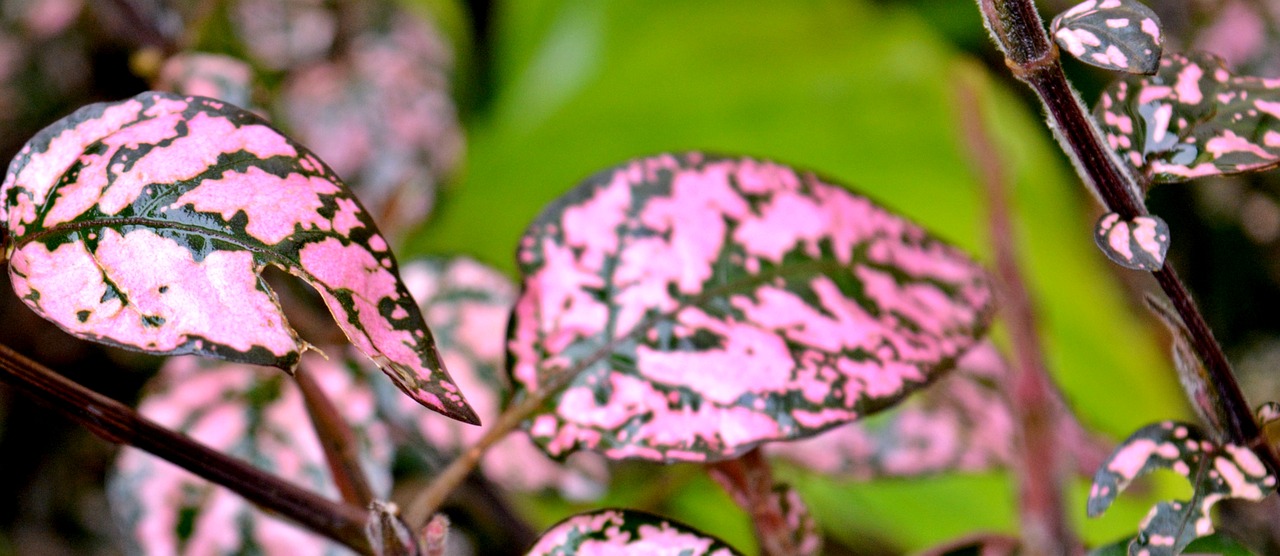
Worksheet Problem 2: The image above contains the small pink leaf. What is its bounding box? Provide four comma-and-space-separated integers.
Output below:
1093, 212, 1170, 270
1050, 0, 1163, 74
773, 485, 822, 556
509, 153, 995, 463
377, 257, 608, 497
1088, 421, 1276, 556
156, 53, 254, 109
0, 91, 477, 423
525, 509, 742, 556
108, 355, 393, 555
1096, 52, 1280, 184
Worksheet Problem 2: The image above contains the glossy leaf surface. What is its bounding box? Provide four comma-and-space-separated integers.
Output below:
1097, 52, 1280, 184
526, 509, 742, 556
109, 355, 392, 555
1050, 0, 1162, 74
509, 153, 994, 463
377, 257, 607, 497
1092, 213, 1170, 271
1087, 421, 1276, 556
0, 91, 477, 423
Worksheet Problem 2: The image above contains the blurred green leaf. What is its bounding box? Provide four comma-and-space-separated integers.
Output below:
410, 0, 1191, 549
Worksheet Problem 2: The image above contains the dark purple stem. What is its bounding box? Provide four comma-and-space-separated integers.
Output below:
0, 343, 373, 554
707, 448, 804, 556
975, 0, 1280, 475
295, 361, 377, 507
957, 75, 1080, 554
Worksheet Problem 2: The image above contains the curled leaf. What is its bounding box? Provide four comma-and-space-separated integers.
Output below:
1050, 0, 1163, 74
1144, 294, 1228, 440
109, 355, 393, 555
1088, 421, 1276, 556
509, 153, 994, 463
1096, 52, 1280, 184
1093, 212, 1169, 270
0, 91, 477, 423
376, 257, 608, 498
525, 509, 742, 556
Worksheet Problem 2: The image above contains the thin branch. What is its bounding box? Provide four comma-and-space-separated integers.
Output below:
707, 448, 809, 556
956, 72, 1080, 555
0, 344, 373, 554
296, 361, 377, 507
975, 0, 1280, 476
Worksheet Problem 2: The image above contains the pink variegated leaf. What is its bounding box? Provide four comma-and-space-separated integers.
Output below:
525, 509, 743, 556
374, 257, 608, 498
277, 10, 462, 239
509, 153, 995, 463
108, 355, 393, 555
0, 91, 478, 423
1050, 0, 1163, 74
770, 342, 1110, 479
1093, 212, 1170, 271
1096, 52, 1280, 184
773, 484, 822, 556
1088, 421, 1277, 556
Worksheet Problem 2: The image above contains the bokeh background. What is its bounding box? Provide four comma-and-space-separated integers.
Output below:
2, 0, 1280, 553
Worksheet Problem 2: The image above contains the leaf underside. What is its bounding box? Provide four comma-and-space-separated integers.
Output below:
508, 153, 994, 463
1050, 0, 1163, 74
0, 91, 477, 423
109, 356, 392, 555
1087, 421, 1276, 556
1096, 52, 1280, 184
525, 508, 743, 556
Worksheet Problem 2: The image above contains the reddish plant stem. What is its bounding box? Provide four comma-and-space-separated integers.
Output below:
975, 0, 1280, 475
707, 448, 802, 556
0, 344, 373, 554
956, 75, 1080, 555
295, 361, 377, 507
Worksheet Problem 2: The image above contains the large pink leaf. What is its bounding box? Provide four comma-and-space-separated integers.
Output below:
377, 257, 607, 497
108, 355, 392, 555
508, 153, 995, 463
0, 91, 478, 423
526, 509, 742, 556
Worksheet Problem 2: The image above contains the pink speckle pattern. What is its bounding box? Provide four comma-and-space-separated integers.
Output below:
1096, 52, 1280, 184
509, 154, 994, 463
109, 355, 392, 555
1, 91, 478, 424
1093, 212, 1170, 271
526, 509, 740, 556
1049, 0, 1162, 74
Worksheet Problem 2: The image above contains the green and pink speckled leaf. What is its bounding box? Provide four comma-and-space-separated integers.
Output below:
1093, 213, 1170, 271
1096, 52, 1280, 184
375, 257, 607, 498
1087, 421, 1276, 556
0, 91, 478, 423
1050, 0, 1163, 74
108, 355, 392, 555
509, 153, 995, 463
771, 342, 1110, 479
525, 509, 742, 556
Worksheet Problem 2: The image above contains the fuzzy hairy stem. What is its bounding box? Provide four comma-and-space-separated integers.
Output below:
957, 73, 1081, 555
296, 362, 377, 507
975, 0, 1280, 475
0, 344, 374, 554
707, 448, 808, 556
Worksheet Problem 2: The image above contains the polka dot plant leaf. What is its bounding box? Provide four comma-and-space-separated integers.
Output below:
1087, 421, 1277, 556
1096, 52, 1280, 185
525, 508, 743, 556
0, 91, 478, 424
1050, 0, 1163, 74
508, 153, 995, 463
